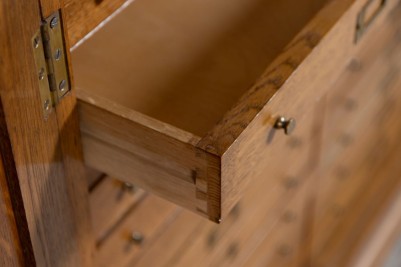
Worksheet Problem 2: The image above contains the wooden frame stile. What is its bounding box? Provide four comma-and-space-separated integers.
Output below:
0, 116, 29, 267
0, 0, 94, 266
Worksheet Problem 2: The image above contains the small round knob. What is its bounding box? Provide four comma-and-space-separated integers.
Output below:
226, 243, 239, 258
50, 16, 59, 29
278, 244, 292, 257
274, 116, 296, 135
122, 182, 136, 194
130, 231, 144, 244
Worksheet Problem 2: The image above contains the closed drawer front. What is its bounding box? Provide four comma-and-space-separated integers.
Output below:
312, 128, 401, 267
85, 166, 104, 189
89, 176, 146, 241
312, 6, 401, 260
98, 104, 317, 267
314, 74, 401, 262
321, 8, 401, 169
316, 9, 401, 217
95, 194, 179, 267
243, 184, 309, 267
71, 0, 399, 221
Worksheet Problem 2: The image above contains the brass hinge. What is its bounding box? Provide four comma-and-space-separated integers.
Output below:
32, 11, 70, 119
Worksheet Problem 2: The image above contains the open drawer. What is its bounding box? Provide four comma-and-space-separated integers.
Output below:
70, 0, 398, 221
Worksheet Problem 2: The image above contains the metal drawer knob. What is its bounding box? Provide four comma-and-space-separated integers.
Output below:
122, 182, 136, 194
131, 231, 144, 244
274, 116, 296, 135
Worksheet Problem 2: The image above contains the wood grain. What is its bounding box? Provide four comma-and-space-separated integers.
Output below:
96, 195, 179, 267
86, 166, 104, 190
65, 0, 129, 46
72, 0, 353, 220
82, 0, 401, 265
309, 7, 401, 263
217, 0, 400, 218
129, 210, 205, 267
130, 103, 320, 267
90, 176, 145, 242
77, 90, 223, 220
0, 152, 24, 267
103, 99, 320, 267
312, 130, 401, 267
308, 5, 401, 265
349, 160, 401, 267
242, 184, 309, 267
0, 0, 94, 266
59, 7, 96, 267
73, 0, 328, 137
38, 0, 61, 18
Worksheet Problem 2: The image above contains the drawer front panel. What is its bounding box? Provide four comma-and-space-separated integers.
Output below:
95, 195, 179, 267
314, 75, 401, 264
312, 5, 401, 262
90, 177, 145, 241
243, 185, 310, 267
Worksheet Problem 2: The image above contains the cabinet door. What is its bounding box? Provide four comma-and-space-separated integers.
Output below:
0, 1, 93, 266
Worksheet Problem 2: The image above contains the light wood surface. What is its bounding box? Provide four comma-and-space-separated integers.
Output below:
242, 184, 309, 267
173, 99, 325, 267
314, 11, 401, 221
349, 156, 401, 267
73, 0, 328, 136
85, 1, 401, 266
65, 0, 129, 47
72, 0, 368, 220
90, 177, 145, 242
308, 4, 401, 265
86, 166, 104, 190
90, 3, 401, 266
311, 133, 401, 267
129, 210, 204, 267
87, 2, 401, 265
118, 102, 322, 267
96, 195, 179, 267
1, 0, 400, 265
218, 0, 399, 218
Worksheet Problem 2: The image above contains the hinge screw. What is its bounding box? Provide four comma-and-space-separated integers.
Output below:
54, 49, 62, 61
44, 99, 51, 111
59, 80, 67, 92
33, 36, 40, 49
50, 16, 59, 29
38, 68, 45, 80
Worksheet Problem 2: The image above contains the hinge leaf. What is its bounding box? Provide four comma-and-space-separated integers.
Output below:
32, 10, 71, 119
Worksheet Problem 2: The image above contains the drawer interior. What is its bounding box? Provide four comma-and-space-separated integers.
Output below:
72, 0, 329, 137
70, 0, 354, 221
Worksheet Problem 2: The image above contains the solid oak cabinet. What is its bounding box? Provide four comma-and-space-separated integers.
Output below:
1, 0, 401, 266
